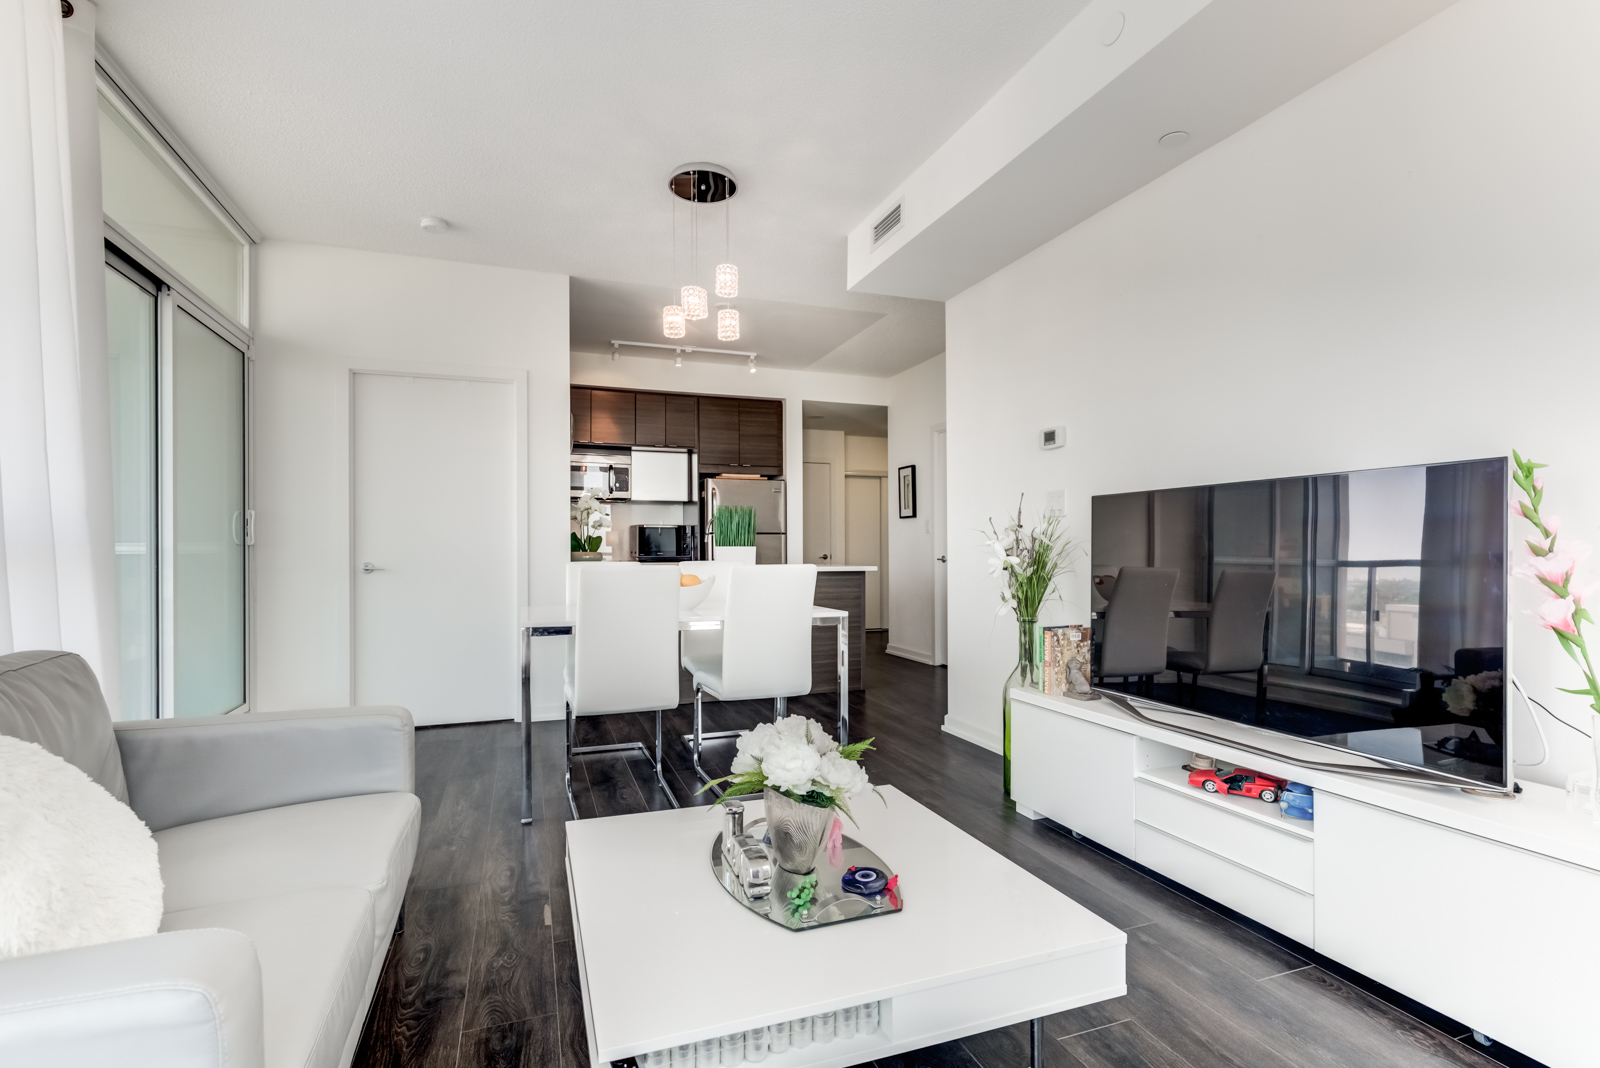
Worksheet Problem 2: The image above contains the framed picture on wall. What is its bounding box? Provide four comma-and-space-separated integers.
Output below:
898, 465, 917, 519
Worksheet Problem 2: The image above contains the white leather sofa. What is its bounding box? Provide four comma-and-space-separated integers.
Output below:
0, 650, 421, 1068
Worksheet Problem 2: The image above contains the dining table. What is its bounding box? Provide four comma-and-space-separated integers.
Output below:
517, 603, 849, 824
1089, 599, 1213, 620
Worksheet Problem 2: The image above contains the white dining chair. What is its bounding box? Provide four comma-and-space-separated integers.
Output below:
565, 563, 681, 819
681, 564, 818, 788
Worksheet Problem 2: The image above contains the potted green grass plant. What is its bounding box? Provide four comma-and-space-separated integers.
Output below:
714, 504, 758, 565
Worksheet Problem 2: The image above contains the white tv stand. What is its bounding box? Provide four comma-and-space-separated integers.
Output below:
1010, 687, 1599, 1068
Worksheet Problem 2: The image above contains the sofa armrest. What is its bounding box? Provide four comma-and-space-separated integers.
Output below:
0, 929, 264, 1068
114, 706, 415, 832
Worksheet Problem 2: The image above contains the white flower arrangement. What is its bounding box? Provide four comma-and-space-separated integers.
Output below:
704, 715, 878, 818
571, 491, 610, 552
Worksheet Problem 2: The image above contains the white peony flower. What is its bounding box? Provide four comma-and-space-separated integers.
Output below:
759, 734, 824, 793
817, 751, 870, 798
734, 721, 779, 765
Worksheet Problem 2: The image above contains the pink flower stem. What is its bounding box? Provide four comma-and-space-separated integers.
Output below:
1515, 452, 1600, 713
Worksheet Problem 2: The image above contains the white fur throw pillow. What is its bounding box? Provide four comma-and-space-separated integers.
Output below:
0, 733, 163, 958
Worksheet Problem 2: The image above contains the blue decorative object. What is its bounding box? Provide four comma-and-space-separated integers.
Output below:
1279, 781, 1314, 821
842, 865, 889, 896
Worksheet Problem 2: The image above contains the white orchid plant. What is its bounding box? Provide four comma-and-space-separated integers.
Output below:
570, 491, 610, 553
701, 716, 879, 820
985, 496, 1077, 620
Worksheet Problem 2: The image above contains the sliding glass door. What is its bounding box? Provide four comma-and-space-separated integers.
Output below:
107, 262, 159, 720
106, 251, 249, 719
167, 305, 247, 716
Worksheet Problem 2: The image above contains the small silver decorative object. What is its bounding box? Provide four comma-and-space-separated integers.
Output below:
762, 788, 832, 874
733, 836, 772, 898
721, 800, 746, 867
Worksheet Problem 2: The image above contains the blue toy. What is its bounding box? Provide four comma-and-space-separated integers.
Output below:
1278, 781, 1314, 821
842, 865, 889, 895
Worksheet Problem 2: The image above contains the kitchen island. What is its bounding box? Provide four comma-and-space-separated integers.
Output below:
810, 566, 876, 694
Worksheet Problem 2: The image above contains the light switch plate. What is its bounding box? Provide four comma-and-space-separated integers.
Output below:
1046, 489, 1066, 516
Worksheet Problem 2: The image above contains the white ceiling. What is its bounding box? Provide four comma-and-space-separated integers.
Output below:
97, 1, 1088, 377
801, 401, 888, 437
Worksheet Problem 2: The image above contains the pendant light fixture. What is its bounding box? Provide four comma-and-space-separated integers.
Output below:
717, 305, 740, 342
663, 304, 686, 339
715, 199, 738, 297
681, 284, 708, 321
665, 163, 740, 345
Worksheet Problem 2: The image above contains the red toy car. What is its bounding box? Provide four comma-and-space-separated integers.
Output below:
1187, 767, 1286, 803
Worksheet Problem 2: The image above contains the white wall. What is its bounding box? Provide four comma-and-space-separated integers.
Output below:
252, 241, 570, 717
570, 351, 892, 563
886, 354, 946, 663
943, 0, 1600, 761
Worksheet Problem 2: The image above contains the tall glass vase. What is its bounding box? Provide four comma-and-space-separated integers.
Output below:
1002, 617, 1039, 797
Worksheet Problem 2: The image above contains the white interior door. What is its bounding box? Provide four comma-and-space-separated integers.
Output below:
933, 428, 948, 666
845, 475, 884, 628
803, 461, 833, 564
353, 373, 517, 725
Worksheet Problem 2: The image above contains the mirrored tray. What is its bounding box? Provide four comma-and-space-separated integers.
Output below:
711, 818, 903, 931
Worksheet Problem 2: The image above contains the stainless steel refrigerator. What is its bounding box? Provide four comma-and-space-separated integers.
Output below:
703, 477, 787, 563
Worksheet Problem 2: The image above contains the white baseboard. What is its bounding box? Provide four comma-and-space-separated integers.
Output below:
941, 717, 1003, 754
885, 643, 935, 665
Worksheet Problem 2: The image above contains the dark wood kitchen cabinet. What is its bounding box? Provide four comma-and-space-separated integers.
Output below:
570, 388, 591, 444
634, 392, 666, 447
664, 394, 698, 448
589, 390, 636, 445
738, 400, 782, 468
697, 397, 741, 465
571, 386, 779, 470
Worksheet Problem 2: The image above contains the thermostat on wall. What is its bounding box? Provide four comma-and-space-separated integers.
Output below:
1040, 426, 1066, 450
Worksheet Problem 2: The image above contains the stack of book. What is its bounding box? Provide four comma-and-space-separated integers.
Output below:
1041, 624, 1095, 699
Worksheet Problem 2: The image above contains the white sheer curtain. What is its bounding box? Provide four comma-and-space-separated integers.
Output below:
0, 0, 118, 703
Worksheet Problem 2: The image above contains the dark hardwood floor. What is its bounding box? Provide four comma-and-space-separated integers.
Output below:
353, 635, 1536, 1068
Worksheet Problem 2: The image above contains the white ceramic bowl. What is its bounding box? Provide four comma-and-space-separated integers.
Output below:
679, 573, 715, 612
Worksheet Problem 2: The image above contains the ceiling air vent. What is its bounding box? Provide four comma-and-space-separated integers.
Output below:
872, 202, 903, 246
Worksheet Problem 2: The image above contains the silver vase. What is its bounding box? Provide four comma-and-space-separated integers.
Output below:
763, 788, 831, 874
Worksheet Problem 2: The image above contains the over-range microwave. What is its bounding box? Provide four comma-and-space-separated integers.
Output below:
571, 452, 629, 500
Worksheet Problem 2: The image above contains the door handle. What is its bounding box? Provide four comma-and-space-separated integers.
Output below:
361, 562, 384, 574
820, 553, 830, 560
937, 555, 947, 563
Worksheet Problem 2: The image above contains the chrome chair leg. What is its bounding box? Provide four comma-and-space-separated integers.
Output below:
654, 708, 679, 808
691, 684, 722, 794
564, 701, 579, 821
774, 695, 787, 719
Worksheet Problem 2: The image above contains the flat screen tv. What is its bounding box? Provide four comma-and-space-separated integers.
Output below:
1090, 457, 1509, 791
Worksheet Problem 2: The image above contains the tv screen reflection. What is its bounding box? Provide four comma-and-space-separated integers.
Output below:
1090, 457, 1508, 788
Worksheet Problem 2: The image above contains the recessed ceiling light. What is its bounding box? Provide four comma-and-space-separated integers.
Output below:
420, 216, 449, 233
1158, 131, 1190, 149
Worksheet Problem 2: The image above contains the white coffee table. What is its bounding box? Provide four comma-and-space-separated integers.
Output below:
565, 785, 1126, 1068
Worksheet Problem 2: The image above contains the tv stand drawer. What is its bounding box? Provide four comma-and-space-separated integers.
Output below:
1135, 778, 1312, 891
1134, 823, 1313, 944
